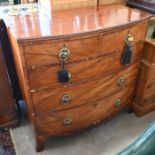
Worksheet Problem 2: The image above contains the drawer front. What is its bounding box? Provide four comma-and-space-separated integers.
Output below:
23, 21, 147, 67
24, 36, 99, 66
28, 44, 142, 90
32, 63, 138, 113
35, 85, 135, 136
100, 21, 147, 53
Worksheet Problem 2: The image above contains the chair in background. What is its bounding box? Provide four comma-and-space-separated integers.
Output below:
127, 0, 155, 38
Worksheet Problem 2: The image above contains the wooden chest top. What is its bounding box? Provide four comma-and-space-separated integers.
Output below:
2, 4, 151, 42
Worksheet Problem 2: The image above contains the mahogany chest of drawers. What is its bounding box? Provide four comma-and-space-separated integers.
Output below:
4, 4, 151, 152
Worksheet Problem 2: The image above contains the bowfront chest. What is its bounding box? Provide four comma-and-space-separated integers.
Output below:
5, 4, 151, 152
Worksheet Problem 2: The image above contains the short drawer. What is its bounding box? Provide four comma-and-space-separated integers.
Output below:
23, 21, 147, 67
35, 85, 135, 136
100, 20, 147, 53
27, 45, 141, 90
24, 35, 99, 66
32, 63, 138, 113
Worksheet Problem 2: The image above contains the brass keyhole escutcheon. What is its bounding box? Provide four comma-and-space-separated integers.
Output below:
115, 99, 121, 108
59, 46, 70, 61
117, 77, 126, 88
64, 117, 72, 127
61, 94, 71, 105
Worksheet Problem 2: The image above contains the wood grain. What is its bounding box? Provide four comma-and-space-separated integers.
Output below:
26, 21, 147, 90
23, 21, 147, 67
1, 4, 151, 42
28, 45, 142, 90
142, 41, 155, 63
7, 29, 36, 125
32, 63, 139, 113
0, 42, 19, 128
4, 4, 151, 152
134, 41, 155, 116
36, 85, 135, 136
40, 0, 97, 11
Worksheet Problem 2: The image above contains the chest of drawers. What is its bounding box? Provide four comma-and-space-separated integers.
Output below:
5, 4, 151, 152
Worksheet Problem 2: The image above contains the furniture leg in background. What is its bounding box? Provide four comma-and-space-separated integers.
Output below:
0, 41, 19, 129
0, 19, 22, 128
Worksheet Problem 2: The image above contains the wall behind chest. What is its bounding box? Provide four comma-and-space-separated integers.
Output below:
39, 0, 126, 11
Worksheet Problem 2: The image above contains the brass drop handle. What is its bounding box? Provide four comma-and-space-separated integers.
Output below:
115, 99, 121, 108
59, 46, 70, 61
117, 77, 126, 87
64, 117, 72, 127
58, 45, 71, 83
61, 94, 71, 105
121, 34, 134, 65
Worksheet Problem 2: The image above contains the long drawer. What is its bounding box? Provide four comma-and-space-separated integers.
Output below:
35, 85, 135, 136
32, 63, 139, 113
23, 21, 147, 67
27, 44, 142, 90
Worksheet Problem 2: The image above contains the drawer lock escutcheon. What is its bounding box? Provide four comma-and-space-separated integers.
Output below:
64, 117, 72, 127
61, 94, 71, 105
115, 99, 122, 108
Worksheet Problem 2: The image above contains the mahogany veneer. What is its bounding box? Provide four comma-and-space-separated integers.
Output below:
2, 4, 151, 152
134, 40, 155, 116
0, 37, 19, 128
